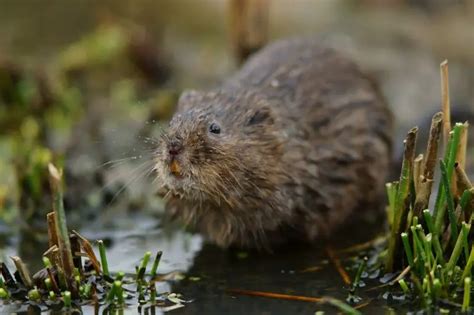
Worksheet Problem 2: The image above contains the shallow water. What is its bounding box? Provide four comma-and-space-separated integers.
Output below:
0, 212, 415, 314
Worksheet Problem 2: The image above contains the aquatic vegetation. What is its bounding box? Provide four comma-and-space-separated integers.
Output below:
0, 164, 187, 313
0, 59, 82, 224
384, 61, 473, 310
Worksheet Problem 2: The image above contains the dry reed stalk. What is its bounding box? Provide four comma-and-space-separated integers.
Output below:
413, 112, 443, 217
70, 234, 82, 272
46, 267, 60, 293
43, 245, 60, 267
440, 60, 451, 147
47, 212, 59, 248
456, 122, 469, 170
414, 154, 424, 195
10, 256, 33, 288
386, 127, 418, 272
72, 230, 101, 274
48, 163, 74, 288
455, 163, 473, 193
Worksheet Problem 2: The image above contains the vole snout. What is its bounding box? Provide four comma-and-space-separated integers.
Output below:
168, 139, 183, 157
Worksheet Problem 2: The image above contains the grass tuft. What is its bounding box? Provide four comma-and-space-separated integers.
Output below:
0, 163, 186, 312
384, 60, 473, 311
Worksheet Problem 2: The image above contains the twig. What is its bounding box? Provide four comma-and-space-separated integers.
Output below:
299, 266, 323, 273
390, 265, 411, 285
326, 246, 351, 285
354, 300, 372, 310
227, 288, 322, 303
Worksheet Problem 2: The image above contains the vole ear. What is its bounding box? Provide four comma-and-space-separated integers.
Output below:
247, 107, 274, 126
177, 90, 204, 111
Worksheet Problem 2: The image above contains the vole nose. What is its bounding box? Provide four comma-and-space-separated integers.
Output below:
168, 139, 183, 156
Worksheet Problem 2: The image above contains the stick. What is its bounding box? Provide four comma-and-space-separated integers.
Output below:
326, 246, 351, 285
227, 289, 322, 303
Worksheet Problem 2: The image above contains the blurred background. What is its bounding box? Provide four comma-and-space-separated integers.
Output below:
0, 0, 473, 247
0, 0, 473, 313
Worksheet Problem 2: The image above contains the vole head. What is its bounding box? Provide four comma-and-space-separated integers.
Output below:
154, 89, 283, 207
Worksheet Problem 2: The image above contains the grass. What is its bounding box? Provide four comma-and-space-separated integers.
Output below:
0, 163, 185, 312
384, 60, 473, 311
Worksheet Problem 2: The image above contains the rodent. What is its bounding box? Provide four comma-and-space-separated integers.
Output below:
154, 38, 393, 249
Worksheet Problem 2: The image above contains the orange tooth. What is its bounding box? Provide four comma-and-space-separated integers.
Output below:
170, 159, 181, 175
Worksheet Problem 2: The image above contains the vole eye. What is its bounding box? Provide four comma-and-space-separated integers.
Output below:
209, 122, 221, 134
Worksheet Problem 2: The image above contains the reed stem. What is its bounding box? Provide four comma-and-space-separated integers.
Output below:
48, 163, 74, 288
386, 128, 418, 272
98, 240, 109, 277
463, 277, 471, 312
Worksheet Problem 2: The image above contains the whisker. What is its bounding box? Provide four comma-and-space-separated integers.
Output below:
99, 159, 154, 195
95, 156, 145, 170
151, 172, 161, 186
136, 135, 160, 145
104, 160, 156, 206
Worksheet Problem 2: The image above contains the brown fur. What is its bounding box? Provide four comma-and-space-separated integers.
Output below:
154, 38, 393, 249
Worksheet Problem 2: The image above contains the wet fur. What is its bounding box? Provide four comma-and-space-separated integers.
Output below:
154, 38, 393, 249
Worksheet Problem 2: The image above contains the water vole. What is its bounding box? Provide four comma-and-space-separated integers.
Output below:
154, 38, 393, 249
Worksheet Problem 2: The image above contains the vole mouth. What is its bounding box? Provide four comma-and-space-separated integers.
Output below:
168, 158, 182, 178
